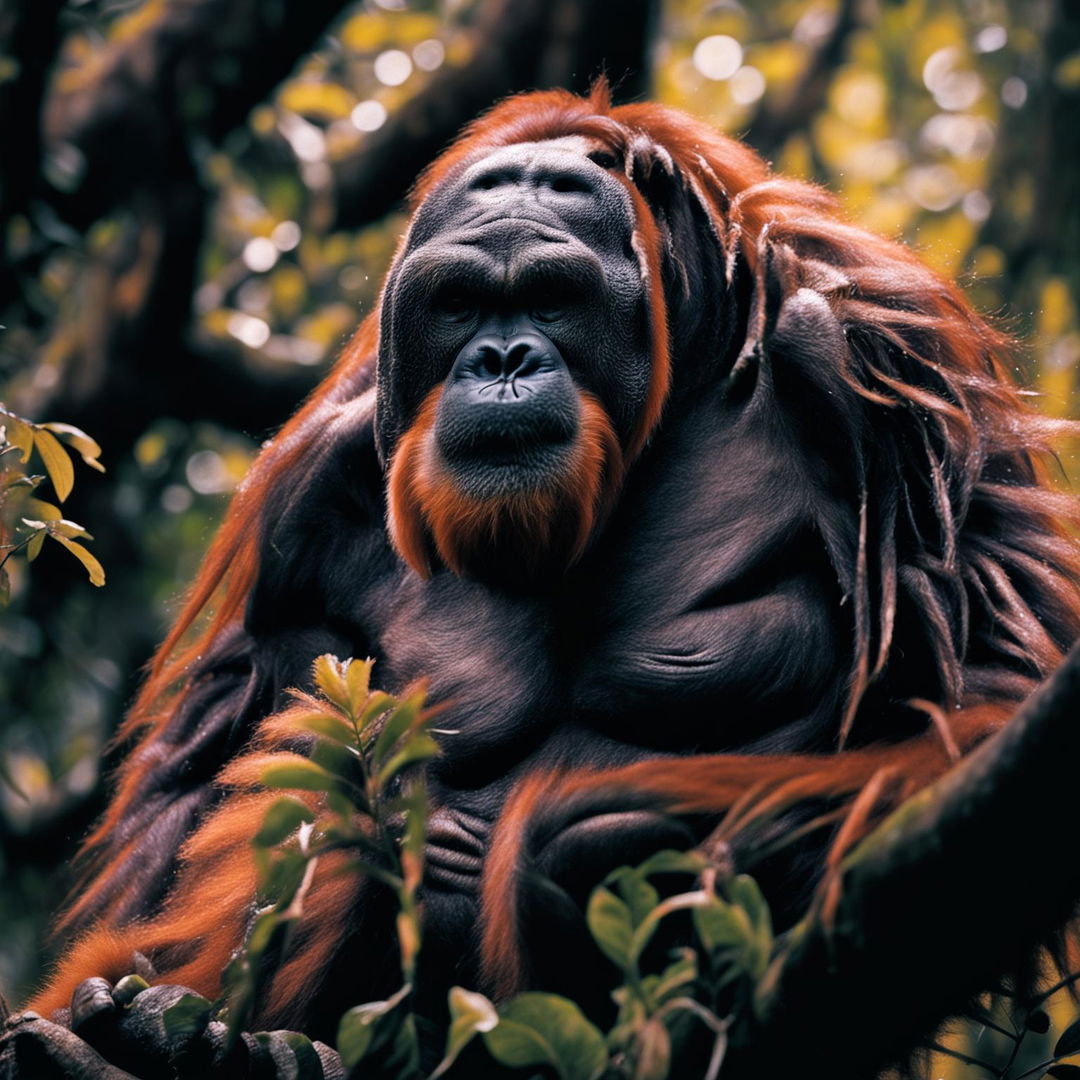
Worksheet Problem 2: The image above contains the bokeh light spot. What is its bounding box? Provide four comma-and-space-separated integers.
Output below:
693, 35, 743, 81
185, 451, 230, 495
374, 49, 412, 87
730, 66, 766, 105
352, 99, 388, 132
1002, 76, 1028, 108
243, 237, 278, 273
226, 312, 271, 349
271, 220, 302, 251
413, 39, 445, 72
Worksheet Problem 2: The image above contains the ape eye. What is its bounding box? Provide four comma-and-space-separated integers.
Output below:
434, 294, 475, 322
531, 302, 564, 323
587, 149, 619, 170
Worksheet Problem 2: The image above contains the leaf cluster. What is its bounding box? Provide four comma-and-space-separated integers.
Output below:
0, 405, 105, 606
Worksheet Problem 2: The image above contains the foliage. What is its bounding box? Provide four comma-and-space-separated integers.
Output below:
147, 655, 1080, 1079
0, 405, 104, 605
154, 655, 766, 1079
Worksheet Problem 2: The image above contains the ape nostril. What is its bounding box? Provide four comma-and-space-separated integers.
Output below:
476, 342, 539, 379
480, 345, 504, 378
504, 341, 537, 376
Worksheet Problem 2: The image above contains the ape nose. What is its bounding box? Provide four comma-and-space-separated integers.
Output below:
477, 338, 541, 379
457, 335, 549, 383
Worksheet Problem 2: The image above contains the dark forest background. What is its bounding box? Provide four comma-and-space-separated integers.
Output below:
1, 1, 1079, 1074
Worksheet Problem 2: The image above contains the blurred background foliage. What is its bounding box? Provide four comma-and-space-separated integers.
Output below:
1, 0, 1078, 1072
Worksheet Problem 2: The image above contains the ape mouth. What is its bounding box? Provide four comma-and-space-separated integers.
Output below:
388, 383, 622, 581
431, 335, 582, 495
435, 412, 579, 496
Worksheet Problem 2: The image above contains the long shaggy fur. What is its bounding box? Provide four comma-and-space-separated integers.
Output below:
34, 83, 1080, 1024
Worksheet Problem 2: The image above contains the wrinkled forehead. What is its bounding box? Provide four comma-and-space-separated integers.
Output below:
402, 137, 638, 258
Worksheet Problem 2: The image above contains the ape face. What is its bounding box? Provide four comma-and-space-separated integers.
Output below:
378, 140, 660, 581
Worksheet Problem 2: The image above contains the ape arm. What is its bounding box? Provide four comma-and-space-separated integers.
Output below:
734, 642, 1080, 1080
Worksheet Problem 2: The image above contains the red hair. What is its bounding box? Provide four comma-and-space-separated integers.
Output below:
37, 83, 1080, 1018
388, 387, 624, 578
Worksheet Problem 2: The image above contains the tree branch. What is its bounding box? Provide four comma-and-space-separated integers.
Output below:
745, 0, 861, 161
732, 644, 1080, 1079
43, 0, 353, 227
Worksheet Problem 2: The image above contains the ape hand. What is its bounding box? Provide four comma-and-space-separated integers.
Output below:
1, 977, 344, 1079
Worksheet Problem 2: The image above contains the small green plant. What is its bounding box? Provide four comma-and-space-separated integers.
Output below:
157, 654, 788, 1079
133, 654, 1080, 1077
0, 403, 105, 606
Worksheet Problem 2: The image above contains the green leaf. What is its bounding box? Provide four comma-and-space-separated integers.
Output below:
246, 907, 288, 957
1056, 1018, 1080, 1058
313, 654, 350, 713
608, 866, 660, 927
34, 428, 74, 501
693, 898, 750, 953
634, 849, 709, 878
728, 875, 772, 939
430, 986, 498, 1078
309, 738, 359, 782
586, 886, 635, 972
40, 422, 105, 472
358, 690, 394, 731
290, 710, 357, 746
261, 760, 336, 792
346, 657, 374, 715
161, 993, 213, 1043
376, 733, 439, 787
111, 974, 149, 1007
372, 700, 419, 767
254, 796, 316, 847
337, 984, 415, 1072
484, 993, 607, 1080
51, 534, 105, 586
653, 950, 697, 1003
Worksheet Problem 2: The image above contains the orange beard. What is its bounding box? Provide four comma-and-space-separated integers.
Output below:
387, 386, 624, 579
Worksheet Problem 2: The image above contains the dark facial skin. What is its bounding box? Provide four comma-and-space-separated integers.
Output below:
375, 139, 652, 465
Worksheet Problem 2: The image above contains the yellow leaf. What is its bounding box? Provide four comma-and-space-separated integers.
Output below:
50, 534, 105, 586
278, 82, 356, 121
25, 498, 62, 521
40, 422, 105, 473
27, 529, 46, 562
34, 428, 74, 501
3, 414, 34, 462
51, 519, 92, 540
